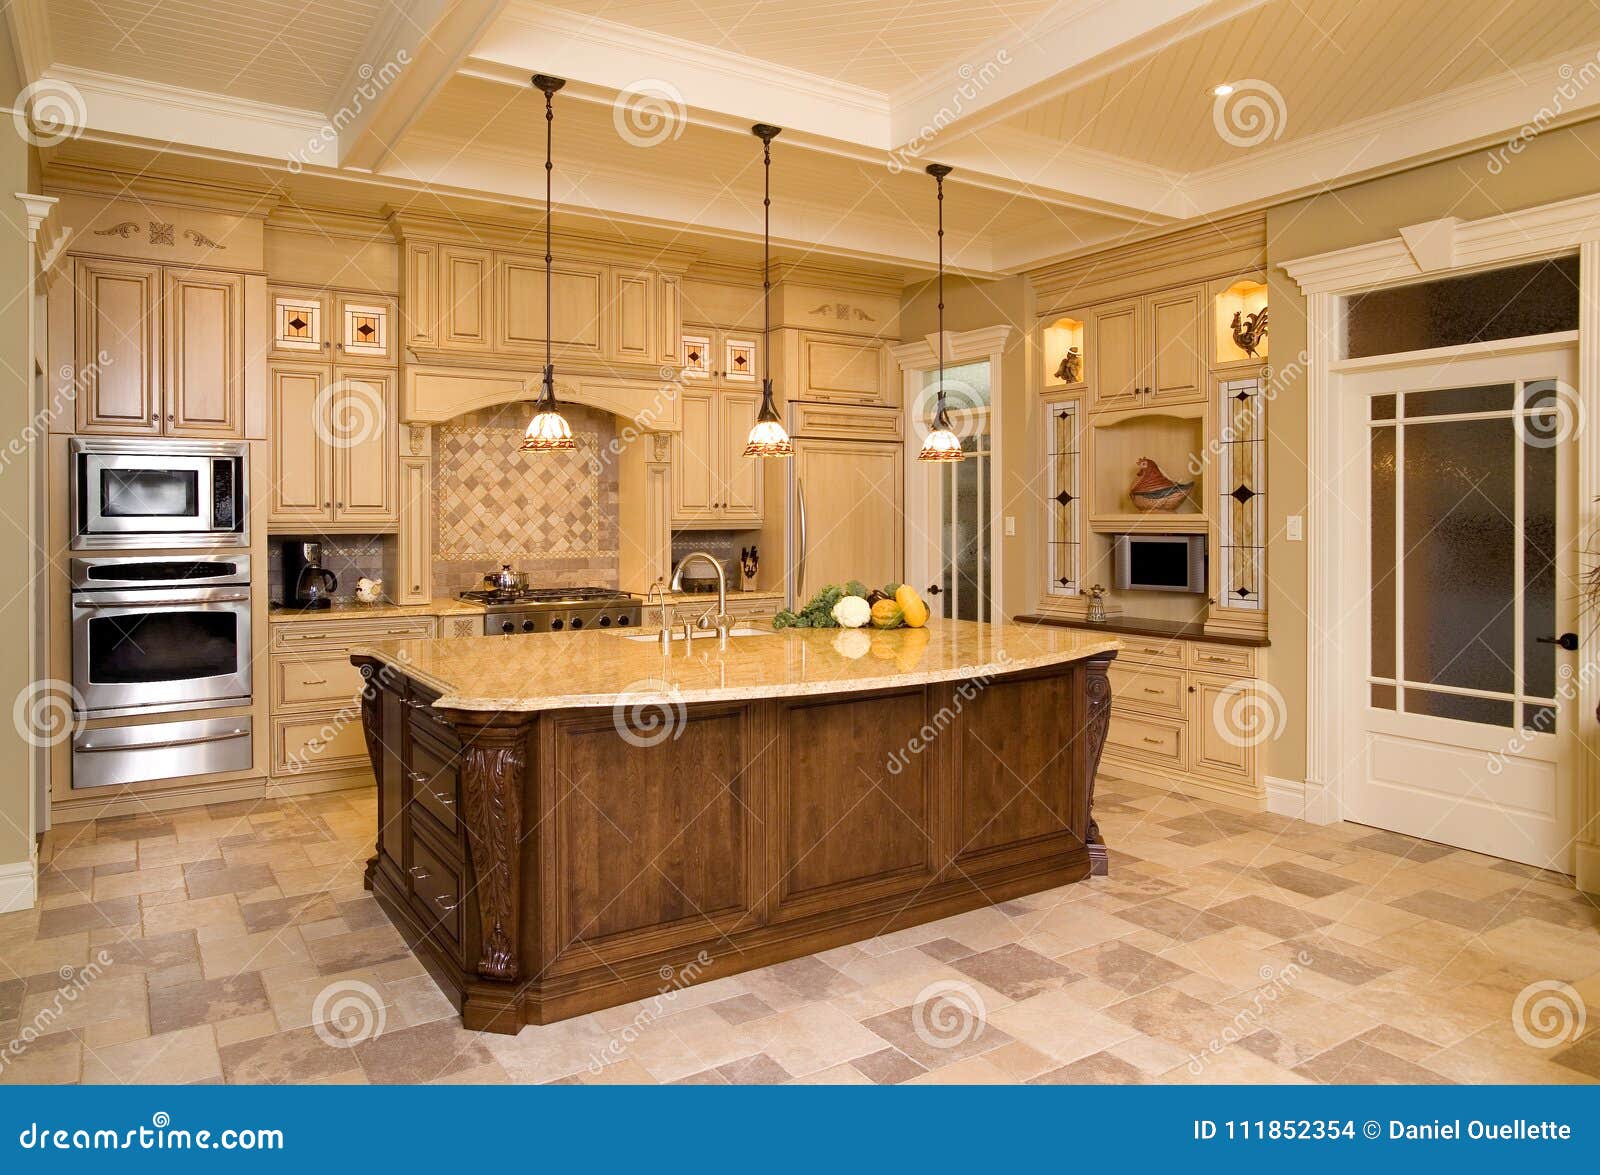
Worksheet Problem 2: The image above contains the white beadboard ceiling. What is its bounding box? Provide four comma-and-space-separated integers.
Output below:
525, 0, 1061, 93
47, 0, 391, 108
1007, 0, 1600, 173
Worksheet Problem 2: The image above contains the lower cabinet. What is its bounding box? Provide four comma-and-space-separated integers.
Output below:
1102, 641, 1264, 804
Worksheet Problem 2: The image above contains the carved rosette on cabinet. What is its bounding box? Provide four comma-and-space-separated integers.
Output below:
446, 712, 532, 981
1081, 656, 1114, 876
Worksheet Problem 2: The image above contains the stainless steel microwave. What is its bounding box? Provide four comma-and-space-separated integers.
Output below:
1112, 533, 1207, 594
70, 438, 248, 550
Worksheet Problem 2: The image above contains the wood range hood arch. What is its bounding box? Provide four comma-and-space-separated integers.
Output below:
401, 363, 683, 432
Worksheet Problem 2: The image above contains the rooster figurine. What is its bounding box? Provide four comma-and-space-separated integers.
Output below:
1230, 307, 1269, 358
1128, 457, 1195, 513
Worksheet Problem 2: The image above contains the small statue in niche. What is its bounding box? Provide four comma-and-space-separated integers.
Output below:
1086, 584, 1107, 624
1231, 307, 1269, 358
1054, 347, 1082, 383
739, 546, 759, 592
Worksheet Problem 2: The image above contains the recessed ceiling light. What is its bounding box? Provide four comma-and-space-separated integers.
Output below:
1212, 83, 1234, 96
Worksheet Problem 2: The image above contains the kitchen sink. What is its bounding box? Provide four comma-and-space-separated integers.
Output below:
614, 626, 776, 642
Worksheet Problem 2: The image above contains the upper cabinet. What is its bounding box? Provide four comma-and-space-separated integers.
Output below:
670, 386, 764, 528
397, 227, 683, 368
267, 363, 398, 532
75, 258, 245, 438
771, 328, 898, 407
680, 325, 758, 387
1079, 286, 1204, 413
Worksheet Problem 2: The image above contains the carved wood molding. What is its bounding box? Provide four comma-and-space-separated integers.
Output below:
1082, 654, 1115, 876
356, 663, 385, 880
448, 713, 533, 982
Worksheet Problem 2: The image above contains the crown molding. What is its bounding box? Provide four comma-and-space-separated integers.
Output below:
1025, 209, 1266, 301
4, 0, 52, 86
41, 161, 282, 218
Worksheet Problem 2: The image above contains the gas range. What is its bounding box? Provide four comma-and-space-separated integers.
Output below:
460, 586, 642, 635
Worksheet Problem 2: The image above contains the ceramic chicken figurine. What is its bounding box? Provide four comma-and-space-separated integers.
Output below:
1129, 457, 1195, 513
1231, 307, 1269, 357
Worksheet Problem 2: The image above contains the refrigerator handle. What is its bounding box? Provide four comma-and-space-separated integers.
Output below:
795, 478, 807, 600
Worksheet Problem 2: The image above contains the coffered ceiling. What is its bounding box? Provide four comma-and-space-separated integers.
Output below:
11, 0, 1600, 275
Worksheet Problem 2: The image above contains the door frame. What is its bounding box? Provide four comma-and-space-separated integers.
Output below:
891, 325, 1012, 624
1284, 201, 1600, 893
1331, 343, 1578, 869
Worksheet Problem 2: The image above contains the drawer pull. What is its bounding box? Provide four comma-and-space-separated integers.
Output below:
303, 674, 327, 686
1141, 687, 1164, 695
408, 866, 429, 881
431, 790, 454, 808
433, 896, 460, 912
404, 698, 430, 710
1203, 655, 1233, 663
1142, 737, 1163, 745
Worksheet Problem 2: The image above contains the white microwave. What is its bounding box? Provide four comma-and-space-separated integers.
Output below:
1112, 534, 1207, 594
71, 438, 248, 550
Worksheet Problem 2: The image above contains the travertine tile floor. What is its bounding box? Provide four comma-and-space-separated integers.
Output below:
3, 776, 1598, 1085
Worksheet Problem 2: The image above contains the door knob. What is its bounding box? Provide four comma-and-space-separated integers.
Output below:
1537, 632, 1579, 651
926, 584, 942, 596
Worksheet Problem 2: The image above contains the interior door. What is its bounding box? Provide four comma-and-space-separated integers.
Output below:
1339, 347, 1577, 869
792, 439, 904, 601
906, 360, 996, 621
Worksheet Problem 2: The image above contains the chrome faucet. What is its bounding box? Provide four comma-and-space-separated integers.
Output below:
644, 577, 674, 652
670, 552, 729, 641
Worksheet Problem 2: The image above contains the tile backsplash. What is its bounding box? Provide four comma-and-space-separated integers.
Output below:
432, 403, 620, 595
267, 536, 385, 604
671, 531, 767, 591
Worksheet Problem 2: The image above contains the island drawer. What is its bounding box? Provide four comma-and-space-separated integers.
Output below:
1108, 663, 1184, 715
407, 825, 465, 954
1105, 711, 1185, 768
408, 728, 460, 836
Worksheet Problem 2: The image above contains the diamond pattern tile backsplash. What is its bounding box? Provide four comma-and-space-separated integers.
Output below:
432, 403, 620, 594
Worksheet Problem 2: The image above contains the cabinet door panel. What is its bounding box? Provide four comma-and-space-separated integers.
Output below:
440, 247, 492, 348
165, 269, 244, 436
499, 258, 603, 354
800, 333, 884, 403
1090, 301, 1141, 411
671, 388, 719, 524
792, 440, 903, 597
404, 243, 437, 347
719, 391, 763, 522
75, 258, 161, 434
332, 367, 397, 528
268, 364, 334, 525
1148, 285, 1204, 404
1191, 676, 1254, 779
611, 269, 655, 361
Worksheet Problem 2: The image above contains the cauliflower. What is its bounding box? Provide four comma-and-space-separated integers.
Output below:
831, 595, 872, 629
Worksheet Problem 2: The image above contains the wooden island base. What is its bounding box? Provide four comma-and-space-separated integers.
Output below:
355, 653, 1114, 1034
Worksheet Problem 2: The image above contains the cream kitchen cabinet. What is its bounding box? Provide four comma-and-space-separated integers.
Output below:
75, 258, 245, 438
670, 387, 764, 527
680, 326, 759, 387
267, 363, 398, 532
497, 256, 603, 358
791, 438, 904, 599
1086, 284, 1204, 412
773, 328, 896, 407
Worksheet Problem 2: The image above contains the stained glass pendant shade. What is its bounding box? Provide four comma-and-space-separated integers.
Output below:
520, 74, 576, 453
919, 163, 962, 462
744, 123, 793, 458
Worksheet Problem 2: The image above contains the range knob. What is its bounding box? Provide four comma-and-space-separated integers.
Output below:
598, 615, 612, 628
500, 621, 515, 634
550, 618, 564, 631
571, 617, 585, 630
617, 615, 631, 626
521, 620, 536, 633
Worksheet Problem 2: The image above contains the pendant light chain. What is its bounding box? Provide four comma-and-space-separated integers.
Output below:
544, 81, 554, 397
744, 123, 792, 457
920, 163, 962, 461
521, 74, 574, 452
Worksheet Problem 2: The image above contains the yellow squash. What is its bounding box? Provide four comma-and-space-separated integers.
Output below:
895, 585, 929, 628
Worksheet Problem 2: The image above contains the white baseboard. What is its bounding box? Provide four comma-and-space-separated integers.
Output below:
1266, 775, 1340, 825
0, 856, 37, 913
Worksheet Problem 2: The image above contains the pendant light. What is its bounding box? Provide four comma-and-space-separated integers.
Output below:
743, 123, 793, 458
521, 73, 575, 453
919, 162, 963, 462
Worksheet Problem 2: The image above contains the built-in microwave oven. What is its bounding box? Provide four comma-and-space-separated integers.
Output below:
1112, 533, 1207, 594
70, 438, 248, 550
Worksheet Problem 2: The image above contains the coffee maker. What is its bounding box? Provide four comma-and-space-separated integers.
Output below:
281, 540, 338, 609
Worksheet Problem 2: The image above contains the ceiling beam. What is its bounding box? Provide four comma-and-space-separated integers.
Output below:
3, 0, 54, 88
334, 0, 511, 172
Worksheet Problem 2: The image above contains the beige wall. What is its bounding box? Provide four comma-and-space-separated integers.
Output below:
0, 27, 40, 872
898, 274, 1036, 617
1265, 115, 1600, 784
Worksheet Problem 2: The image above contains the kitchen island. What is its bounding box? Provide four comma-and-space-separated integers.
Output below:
351, 620, 1119, 1032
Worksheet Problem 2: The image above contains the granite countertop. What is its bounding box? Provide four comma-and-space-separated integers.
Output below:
269, 598, 486, 623
350, 619, 1121, 712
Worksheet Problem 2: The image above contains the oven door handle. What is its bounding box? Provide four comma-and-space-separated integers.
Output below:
73, 591, 251, 609
76, 727, 249, 753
